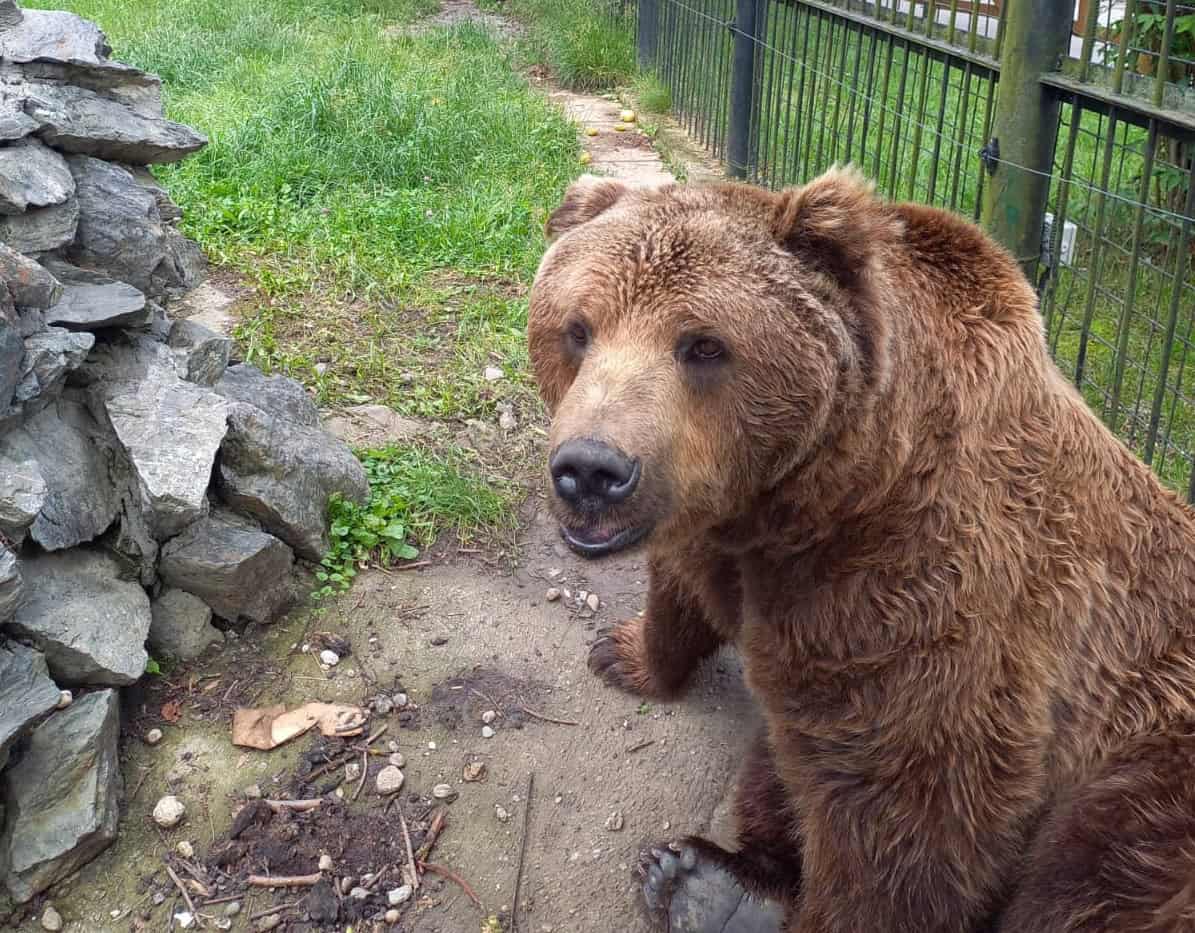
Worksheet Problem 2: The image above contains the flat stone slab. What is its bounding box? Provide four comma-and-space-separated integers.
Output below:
159, 510, 296, 624
0, 138, 74, 215
7, 548, 150, 686
0, 546, 20, 624
44, 281, 149, 331
11, 326, 94, 415
0, 397, 121, 552
0, 195, 78, 253
1, 688, 122, 903
0, 8, 110, 65
103, 366, 229, 540
0, 640, 60, 772
214, 363, 320, 427
24, 82, 206, 164
168, 317, 230, 386
0, 451, 46, 543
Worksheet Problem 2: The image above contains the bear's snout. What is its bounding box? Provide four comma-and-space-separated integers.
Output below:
550, 438, 640, 509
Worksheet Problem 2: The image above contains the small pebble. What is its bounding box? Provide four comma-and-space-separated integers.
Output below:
344, 761, 361, 782
244, 784, 262, 799
463, 761, 487, 782
152, 893, 166, 906
388, 884, 413, 906
257, 915, 281, 932
389, 752, 406, 768
319, 854, 334, 872
314, 362, 329, 376
319, 649, 340, 667
388, 740, 401, 753
376, 765, 405, 794
432, 783, 457, 801
40, 906, 62, 931
176, 840, 195, 858
350, 886, 369, 900
175, 912, 195, 929
481, 710, 497, 725
374, 696, 394, 715
225, 902, 241, 917
545, 587, 561, 602
144, 728, 163, 746
55, 690, 72, 710
586, 593, 600, 612
495, 804, 511, 823
498, 407, 517, 432
605, 811, 625, 832
385, 908, 401, 924
428, 741, 437, 751
483, 366, 504, 382
341, 877, 355, 895
214, 921, 232, 932
152, 795, 186, 829
481, 726, 496, 739
394, 692, 409, 708
430, 635, 449, 647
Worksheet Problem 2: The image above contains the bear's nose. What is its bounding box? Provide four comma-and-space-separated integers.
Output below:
550, 439, 640, 508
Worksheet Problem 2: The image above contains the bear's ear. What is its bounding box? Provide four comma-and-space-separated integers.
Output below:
545, 175, 631, 241
771, 165, 897, 289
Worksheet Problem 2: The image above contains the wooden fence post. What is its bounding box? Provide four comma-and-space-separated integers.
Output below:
979, 0, 1072, 282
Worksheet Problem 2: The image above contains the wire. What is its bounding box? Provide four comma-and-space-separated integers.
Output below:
653, 0, 1195, 227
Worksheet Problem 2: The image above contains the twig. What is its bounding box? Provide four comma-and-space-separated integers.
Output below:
351, 749, 369, 802
198, 893, 245, 908
129, 767, 152, 802
359, 724, 389, 748
247, 899, 304, 922
397, 560, 432, 571
164, 864, 198, 920
418, 862, 482, 909
413, 808, 448, 863
519, 705, 580, 726
512, 773, 534, 932
398, 805, 420, 891
265, 798, 322, 813
627, 739, 656, 754
363, 864, 392, 891
246, 873, 322, 888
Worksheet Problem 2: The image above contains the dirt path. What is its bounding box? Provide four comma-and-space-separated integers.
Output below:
17, 5, 752, 932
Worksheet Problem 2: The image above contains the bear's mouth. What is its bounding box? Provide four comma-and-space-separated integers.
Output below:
559, 522, 652, 558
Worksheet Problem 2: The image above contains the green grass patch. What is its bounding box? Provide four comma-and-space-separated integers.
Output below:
633, 72, 673, 114
498, 0, 637, 89
318, 445, 515, 596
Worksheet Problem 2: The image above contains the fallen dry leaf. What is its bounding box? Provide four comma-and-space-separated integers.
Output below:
231, 702, 366, 750
161, 700, 182, 723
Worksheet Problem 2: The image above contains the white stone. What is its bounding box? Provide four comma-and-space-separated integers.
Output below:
483, 366, 504, 382
145, 728, 163, 746
481, 710, 497, 725
319, 854, 333, 871
152, 794, 185, 828
387, 884, 412, 906
376, 765, 404, 795
55, 690, 72, 709
176, 840, 194, 858
319, 649, 339, 666
481, 726, 495, 739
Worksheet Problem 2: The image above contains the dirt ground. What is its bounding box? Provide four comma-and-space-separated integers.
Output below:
5, 6, 753, 931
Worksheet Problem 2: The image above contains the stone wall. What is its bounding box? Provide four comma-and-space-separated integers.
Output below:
0, 0, 368, 911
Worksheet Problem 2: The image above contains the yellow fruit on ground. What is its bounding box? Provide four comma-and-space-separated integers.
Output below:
613, 122, 629, 132
585, 127, 598, 136
620, 108, 637, 123
579, 151, 592, 164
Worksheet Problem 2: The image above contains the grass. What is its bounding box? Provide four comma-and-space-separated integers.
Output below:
486, 0, 638, 89
32, 0, 591, 568
318, 445, 514, 596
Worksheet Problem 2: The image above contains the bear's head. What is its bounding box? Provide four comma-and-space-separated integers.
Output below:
528, 166, 902, 558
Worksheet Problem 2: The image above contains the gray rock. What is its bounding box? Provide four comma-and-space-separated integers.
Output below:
24, 82, 205, 164
36, 255, 113, 286
0, 452, 45, 543
65, 155, 203, 298
0, 397, 121, 551
131, 166, 181, 223
43, 280, 149, 331
11, 327, 95, 416
159, 510, 295, 624
1, 688, 122, 903
0, 195, 77, 253
7, 548, 150, 685
0, 243, 60, 308
169, 318, 230, 386
0, 641, 60, 772
149, 588, 222, 661
0, 0, 22, 30
0, 104, 36, 142
214, 363, 320, 427
0, 9, 110, 64
215, 367, 367, 560
0, 289, 19, 413
0, 139, 74, 215
0, 547, 18, 627
101, 491, 158, 586
96, 343, 228, 539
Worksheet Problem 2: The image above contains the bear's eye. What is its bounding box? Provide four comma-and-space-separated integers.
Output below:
686, 337, 725, 362
565, 321, 589, 350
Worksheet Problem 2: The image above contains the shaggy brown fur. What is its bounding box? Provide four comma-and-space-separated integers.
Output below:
528, 167, 1195, 932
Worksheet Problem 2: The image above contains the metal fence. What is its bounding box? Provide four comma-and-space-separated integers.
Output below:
633, 0, 1195, 502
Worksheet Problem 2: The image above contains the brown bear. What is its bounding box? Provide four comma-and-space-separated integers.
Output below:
527, 166, 1195, 933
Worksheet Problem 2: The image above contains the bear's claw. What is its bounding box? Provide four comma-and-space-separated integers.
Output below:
587, 623, 651, 696
639, 839, 784, 933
